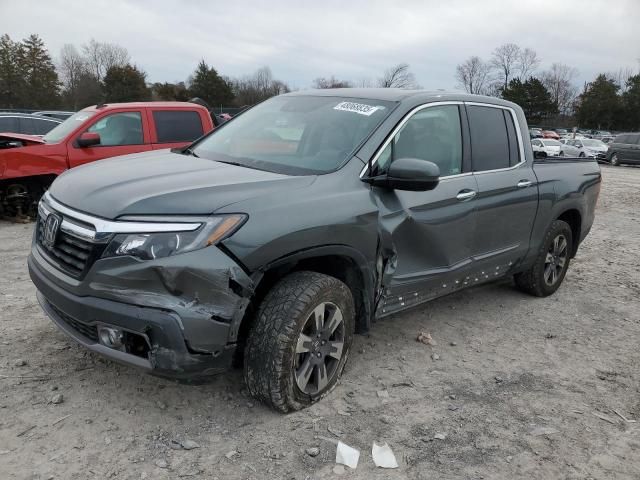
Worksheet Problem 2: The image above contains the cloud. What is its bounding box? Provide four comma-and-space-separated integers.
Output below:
2, 0, 638, 90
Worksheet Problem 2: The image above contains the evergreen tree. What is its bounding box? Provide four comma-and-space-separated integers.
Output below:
22, 34, 60, 108
575, 74, 621, 129
188, 60, 234, 107
502, 77, 557, 123
103, 64, 150, 102
622, 74, 640, 131
0, 34, 26, 108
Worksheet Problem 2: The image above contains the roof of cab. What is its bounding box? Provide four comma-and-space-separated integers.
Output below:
81, 102, 205, 111
284, 88, 519, 109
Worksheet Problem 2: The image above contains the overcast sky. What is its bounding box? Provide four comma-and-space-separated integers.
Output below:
2, 0, 639, 90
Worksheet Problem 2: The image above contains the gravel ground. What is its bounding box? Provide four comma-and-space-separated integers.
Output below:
1, 165, 639, 480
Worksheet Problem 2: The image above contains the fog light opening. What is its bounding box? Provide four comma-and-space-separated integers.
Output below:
98, 326, 124, 349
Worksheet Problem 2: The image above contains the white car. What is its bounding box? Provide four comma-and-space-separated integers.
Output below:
531, 138, 561, 157
560, 138, 608, 159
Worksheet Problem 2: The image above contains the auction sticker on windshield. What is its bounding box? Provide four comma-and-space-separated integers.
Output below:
333, 102, 384, 116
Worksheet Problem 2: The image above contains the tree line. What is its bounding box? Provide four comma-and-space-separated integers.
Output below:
0, 34, 292, 111
455, 43, 640, 130
1, 34, 637, 130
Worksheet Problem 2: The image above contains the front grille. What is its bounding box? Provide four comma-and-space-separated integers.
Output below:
48, 301, 99, 342
36, 215, 105, 279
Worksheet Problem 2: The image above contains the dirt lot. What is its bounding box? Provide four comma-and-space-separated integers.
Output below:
1, 165, 639, 480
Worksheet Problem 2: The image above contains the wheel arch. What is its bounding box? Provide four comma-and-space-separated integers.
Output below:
234, 246, 375, 362
556, 209, 581, 257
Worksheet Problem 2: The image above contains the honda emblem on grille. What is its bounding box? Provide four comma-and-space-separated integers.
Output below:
43, 213, 62, 248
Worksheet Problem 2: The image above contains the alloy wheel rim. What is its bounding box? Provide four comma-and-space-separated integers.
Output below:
294, 302, 345, 395
544, 234, 568, 286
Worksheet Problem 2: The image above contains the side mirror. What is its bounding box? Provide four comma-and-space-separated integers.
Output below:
533, 150, 547, 159
363, 158, 440, 191
77, 132, 101, 147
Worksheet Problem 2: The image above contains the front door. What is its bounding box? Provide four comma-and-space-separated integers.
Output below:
67, 110, 151, 168
466, 103, 538, 273
372, 103, 479, 316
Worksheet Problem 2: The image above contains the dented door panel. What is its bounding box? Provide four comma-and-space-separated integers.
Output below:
373, 174, 478, 316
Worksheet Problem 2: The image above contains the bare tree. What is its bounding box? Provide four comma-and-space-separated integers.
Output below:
490, 43, 521, 90
231, 66, 290, 105
58, 44, 87, 109
377, 63, 418, 89
82, 39, 129, 81
312, 76, 352, 89
455, 56, 491, 94
518, 47, 540, 80
541, 63, 579, 114
608, 66, 635, 92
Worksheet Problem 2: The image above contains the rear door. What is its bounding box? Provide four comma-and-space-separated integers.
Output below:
466, 103, 538, 273
372, 102, 479, 315
629, 134, 640, 163
147, 108, 206, 150
67, 110, 151, 168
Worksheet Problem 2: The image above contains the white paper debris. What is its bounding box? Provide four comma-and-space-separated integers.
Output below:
333, 101, 383, 116
372, 442, 398, 469
335, 441, 360, 469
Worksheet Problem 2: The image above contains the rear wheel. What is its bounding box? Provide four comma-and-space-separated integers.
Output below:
244, 271, 355, 412
579, 152, 585, 158
514, 220, 572, 297
610, 153, 620, 166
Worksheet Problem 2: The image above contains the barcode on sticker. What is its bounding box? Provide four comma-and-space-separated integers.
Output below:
333, 102, 383, 116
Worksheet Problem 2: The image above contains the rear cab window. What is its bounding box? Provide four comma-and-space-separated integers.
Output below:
152, 110, 204, 143
467, 105, 520, 171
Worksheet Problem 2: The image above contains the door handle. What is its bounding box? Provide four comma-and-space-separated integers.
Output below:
517, 180, 533, 188
456, 190, 477, 201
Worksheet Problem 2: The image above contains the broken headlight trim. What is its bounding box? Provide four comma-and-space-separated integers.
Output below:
101, 214, 247, 260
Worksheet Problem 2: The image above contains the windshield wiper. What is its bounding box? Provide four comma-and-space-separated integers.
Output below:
213, 159, 243, 167
183, 147, 199, 158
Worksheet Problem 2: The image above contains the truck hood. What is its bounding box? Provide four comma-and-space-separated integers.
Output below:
48, 150, 315, 219
0, 132, 46, 146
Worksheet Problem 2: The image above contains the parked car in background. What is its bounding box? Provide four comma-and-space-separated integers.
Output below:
560, 138, 608, 160
529, 128, 543, 138
28, 90, 601, 411
555, 128, 568, 135
606, 132, 640, 166
0, 113, 62, 136
0, 102, 214, 218
532, 138, 562, 157
542, 130, 560, 140
33, 110, 75, 121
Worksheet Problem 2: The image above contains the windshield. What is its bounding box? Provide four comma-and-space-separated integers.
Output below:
582, 139, 605, 147
193, 96, 395, 175
42, 110, 97, 143
542, 140, 561, 146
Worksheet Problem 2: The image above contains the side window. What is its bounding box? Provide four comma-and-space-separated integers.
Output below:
388, 105, 462, 177
87, 112, 143, 146
32, 118, 59, 135
153, 110, 204, 143
467, 105, 511, 171
18, 117, 34, 134
532, 140, 540, 147
0, 117, 18, 132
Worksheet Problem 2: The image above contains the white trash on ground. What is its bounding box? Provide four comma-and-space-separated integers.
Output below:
335, 441, 360, 469
371, 442, 399, 469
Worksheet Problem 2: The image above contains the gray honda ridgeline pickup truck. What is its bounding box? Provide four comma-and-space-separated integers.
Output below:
29, 89, 601, 411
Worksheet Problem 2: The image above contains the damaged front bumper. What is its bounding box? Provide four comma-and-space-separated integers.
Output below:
28, 237, 254, 380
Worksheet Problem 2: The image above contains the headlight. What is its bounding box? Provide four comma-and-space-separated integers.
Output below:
102, 214, 246, 260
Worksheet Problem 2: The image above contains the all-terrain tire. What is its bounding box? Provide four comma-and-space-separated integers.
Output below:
244, 271, 355, 412
514, 220, 573, 297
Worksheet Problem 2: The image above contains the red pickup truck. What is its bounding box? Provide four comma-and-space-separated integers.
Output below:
0, 102, 214, 218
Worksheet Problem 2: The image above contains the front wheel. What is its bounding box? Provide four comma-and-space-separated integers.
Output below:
244, 271, 355, 412
579, 152, 585, 158
514, 220, 573, 297
610, 153, 620, 166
